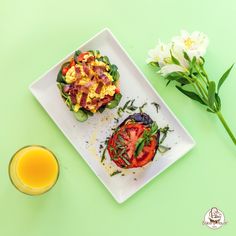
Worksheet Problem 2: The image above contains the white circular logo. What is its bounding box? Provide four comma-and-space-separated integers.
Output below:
202, 207, 227, 229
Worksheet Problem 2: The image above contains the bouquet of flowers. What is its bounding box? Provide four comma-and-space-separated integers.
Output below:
147, 30, 236, 145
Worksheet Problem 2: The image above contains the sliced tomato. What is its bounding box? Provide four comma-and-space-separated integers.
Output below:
62, 67, 69, 76
70, 59, 76, 67
77, 52, 89, 62
107, 120, 159, 168
115, 87, 120, 94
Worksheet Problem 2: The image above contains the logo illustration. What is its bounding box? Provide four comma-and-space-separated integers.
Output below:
202, 207, 227, 229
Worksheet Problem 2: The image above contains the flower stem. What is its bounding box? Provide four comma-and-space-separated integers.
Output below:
216, 111, 236, 145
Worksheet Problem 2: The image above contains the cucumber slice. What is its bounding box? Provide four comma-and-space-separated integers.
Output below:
73, 110, 88, 122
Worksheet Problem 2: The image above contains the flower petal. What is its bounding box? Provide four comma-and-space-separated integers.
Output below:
159, 64, 186, 76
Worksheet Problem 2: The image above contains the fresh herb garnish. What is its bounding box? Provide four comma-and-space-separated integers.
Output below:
158, 145, 171, 153
159, 126, 172, 144
110, 170, 122, 176
127, 99, 138, 111
101, 146, 107, 163
151, 102, 160, 113
139, 102, 147, 113
134, 121, 158, 157
117, 107, 123, 117
117, 99, 138, 117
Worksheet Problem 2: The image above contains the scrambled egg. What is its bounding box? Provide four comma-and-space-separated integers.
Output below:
65, 66, 77, 84
65, 63, 116, 113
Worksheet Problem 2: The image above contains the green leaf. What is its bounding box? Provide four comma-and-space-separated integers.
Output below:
158, 145, 171, 153
102, 56, 110, 65
57, 70, 65, 83
134, 139, 145, 157
81, 108, 94, 116
110, 170, 121, 176
192, 56, 196, 65
150, 121, 158, 135
170, 50, 180, 65
106, 93, 122, 109
74, 50, 82, 63
215, 93, 221, 111
208, 81, 216, 109
183, 51, 191, 62
206, 108, 215, 113
110, 64, 120, 81
166, 80, 171, 86
176, 86, 206, 105
73, 110, 88, 122
88, 50, 100, 57
159, 126, 170, 144
98, 105, 106, 113
101, 146, 107, 162
217, 64, 234, 93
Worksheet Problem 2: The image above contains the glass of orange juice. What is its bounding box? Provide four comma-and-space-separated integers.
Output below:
9, 145, 59, 195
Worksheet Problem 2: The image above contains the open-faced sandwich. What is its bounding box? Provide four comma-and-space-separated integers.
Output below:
107, 113, 160, 168
57, 50, 122, 121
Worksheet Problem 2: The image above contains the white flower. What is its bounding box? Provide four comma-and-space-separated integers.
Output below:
146, 41, 172, 67
159, 64, 186, 76
172, 30, 209, 59
171, 46, 189, 68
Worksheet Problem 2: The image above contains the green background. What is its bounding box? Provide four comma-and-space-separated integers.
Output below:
1, 0, 236, 235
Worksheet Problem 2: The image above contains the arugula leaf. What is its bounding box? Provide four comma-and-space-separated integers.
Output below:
217, 64, 234, 93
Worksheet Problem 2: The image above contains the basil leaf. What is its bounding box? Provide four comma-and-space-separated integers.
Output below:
176, 86, 206, 105
217, 64, 234, 93
208, 81, 216, 109
74, 50, 82, 63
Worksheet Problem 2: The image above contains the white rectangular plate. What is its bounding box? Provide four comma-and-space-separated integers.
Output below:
30, 28, 195, 203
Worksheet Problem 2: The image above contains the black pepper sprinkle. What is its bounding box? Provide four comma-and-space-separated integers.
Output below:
134, 178, 137, 181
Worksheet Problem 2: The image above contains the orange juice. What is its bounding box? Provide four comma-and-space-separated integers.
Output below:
9, 146, 59, 195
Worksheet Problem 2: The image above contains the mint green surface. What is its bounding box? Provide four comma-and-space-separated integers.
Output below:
1, 0, 236, 235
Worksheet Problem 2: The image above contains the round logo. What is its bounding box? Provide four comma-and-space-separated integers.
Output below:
202, 207, 227, 229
